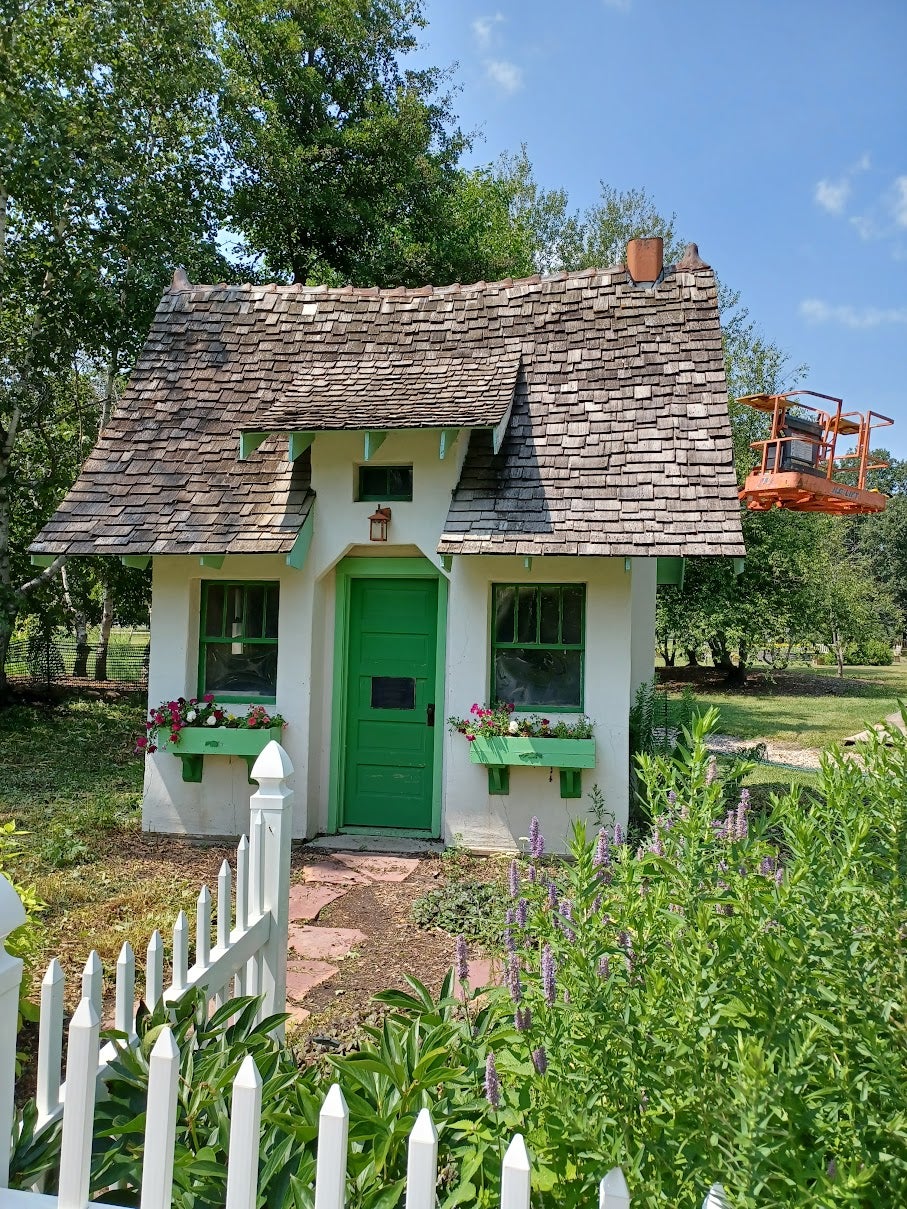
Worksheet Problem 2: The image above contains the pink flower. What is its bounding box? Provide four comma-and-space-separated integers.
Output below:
204, 693, 214, 703
135, 736, 148, 751
466, 734, 476, 742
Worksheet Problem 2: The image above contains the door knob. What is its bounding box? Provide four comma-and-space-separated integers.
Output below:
426, 703, 435, 727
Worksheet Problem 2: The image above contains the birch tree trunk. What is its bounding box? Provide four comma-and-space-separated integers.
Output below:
93, 587, 114, 681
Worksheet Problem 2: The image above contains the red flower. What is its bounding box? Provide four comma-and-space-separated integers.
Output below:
135, 736, 148, 751
169, 730, 180, 743
147, 743, 157, 754
466, 734, 476, 742
204, 693, 214, 703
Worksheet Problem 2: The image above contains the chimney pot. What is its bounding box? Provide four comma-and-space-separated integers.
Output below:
626, 237, 664, 284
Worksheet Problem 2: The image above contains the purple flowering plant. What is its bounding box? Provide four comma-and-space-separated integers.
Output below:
348, 708, 906, 1206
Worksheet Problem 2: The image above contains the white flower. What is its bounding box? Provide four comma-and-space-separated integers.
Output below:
206, 715, 217, 727
509, 720, 519, 735
186, 710, 197, 723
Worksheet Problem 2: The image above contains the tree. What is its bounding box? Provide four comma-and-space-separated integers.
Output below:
0, 0, 228, 689
216, 0, 471, 285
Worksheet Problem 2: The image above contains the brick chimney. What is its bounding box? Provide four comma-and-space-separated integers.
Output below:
626, 238, 664, 284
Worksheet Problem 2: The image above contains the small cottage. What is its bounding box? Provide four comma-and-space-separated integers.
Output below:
32, 240, 744, 851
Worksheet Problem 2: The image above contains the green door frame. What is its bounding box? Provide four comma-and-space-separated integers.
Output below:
328, 556, 448, 838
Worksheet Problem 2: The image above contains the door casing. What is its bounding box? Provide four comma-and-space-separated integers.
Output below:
328, 556, 447, 837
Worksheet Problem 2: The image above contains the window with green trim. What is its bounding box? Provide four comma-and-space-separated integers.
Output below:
357, 465, 413, 501
199, 582, 279, 701
491, 584, 585, 710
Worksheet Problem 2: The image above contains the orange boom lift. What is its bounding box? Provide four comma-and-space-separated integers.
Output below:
737, 390, 893, 515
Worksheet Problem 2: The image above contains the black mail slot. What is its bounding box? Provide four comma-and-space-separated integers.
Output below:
371, 676, 416, 710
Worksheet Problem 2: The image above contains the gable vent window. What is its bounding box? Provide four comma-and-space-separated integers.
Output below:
199, 582, 279, 702
358, 465, 413, 502
491, 584, 585, 711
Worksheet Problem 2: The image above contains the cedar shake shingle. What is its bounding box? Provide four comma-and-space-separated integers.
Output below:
31, 261, 745, 559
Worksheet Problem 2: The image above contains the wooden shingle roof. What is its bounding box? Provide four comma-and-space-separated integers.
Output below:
32, 255, 745, 559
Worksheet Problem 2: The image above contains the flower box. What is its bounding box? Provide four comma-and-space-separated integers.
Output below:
468, 736, 596, 799
161, 726, 284, 784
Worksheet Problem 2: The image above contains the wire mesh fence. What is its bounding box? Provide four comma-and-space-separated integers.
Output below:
4, 632, 149, 691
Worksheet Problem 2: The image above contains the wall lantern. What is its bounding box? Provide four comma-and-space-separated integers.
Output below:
368, 505, 392, 542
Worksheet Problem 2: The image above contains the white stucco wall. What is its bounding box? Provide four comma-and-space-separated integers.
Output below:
143, 428, 652, 850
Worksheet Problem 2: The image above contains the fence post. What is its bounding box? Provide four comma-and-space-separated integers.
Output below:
600, 1168, 630, 1209
249, 741, 293, 1038
0, 876, 26, 1188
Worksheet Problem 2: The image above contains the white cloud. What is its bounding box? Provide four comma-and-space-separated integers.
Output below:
813, 153, 872, 217
472, 13, 503, 48
891, 176, 907, 228
849, 214, 877, 240
800, 298, 907, 329
484, 58, 523, 93
815, 178, 850, 215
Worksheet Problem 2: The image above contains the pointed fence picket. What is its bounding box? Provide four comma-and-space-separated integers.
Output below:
0, 738, 733, 1209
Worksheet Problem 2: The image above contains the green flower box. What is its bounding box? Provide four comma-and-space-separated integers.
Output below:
468, 736, 596, 798
162, 726, 284, 784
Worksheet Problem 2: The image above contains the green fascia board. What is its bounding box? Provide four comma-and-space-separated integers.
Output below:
733, 557, 746, 576
363, 431, 387, 460
656, 556, 685, 588
439, 554, 453, 572
239, 431, 270, 460
199, 555, 225, 568
122, 555, 152, 570
288, 432, 315, 461
286, 508, 315, 570
30, 554, 57, 567
439, 429, 459, 460
468, 736, 596, 769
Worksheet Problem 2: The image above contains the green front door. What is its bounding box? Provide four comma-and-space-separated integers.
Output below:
342, 577, 438, 830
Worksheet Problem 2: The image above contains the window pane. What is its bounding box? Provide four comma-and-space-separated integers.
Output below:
388, 467, 413, 499
494, 648, 582, 709
371, 676, 416, 710
516, 586, 537, 644
539, 587, 561, 644
494, 586, 516, 643
562, 586, 584, 645
205, 643, 277, 697
264, 587, 279, 640
246, 585, 266, 639
203, 585, 225, 638
359, 466, 387, 498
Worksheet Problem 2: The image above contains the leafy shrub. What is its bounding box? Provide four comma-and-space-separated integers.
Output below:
411, 878, 506, 948
38, 824, 92, 868
844, 639, 893, 666
0, 821, 44, 1033
469, 710, 907, 1205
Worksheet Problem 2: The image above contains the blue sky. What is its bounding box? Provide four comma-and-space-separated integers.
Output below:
410, 0, 907, 456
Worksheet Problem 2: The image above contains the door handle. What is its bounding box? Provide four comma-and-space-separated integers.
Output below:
426, 703, 435, 727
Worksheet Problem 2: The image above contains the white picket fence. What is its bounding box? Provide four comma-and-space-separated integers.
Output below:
0, 739, 731, 1209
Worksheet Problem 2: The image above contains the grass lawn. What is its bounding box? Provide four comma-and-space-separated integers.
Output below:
663, 663, 907, 748
0, 696, 236, 1008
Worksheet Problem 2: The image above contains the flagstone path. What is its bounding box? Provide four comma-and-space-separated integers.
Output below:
283, 850, 500, 1025
284, 851, 421, 1022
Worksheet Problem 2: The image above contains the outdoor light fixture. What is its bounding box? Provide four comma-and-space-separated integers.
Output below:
368, 505, 392, 542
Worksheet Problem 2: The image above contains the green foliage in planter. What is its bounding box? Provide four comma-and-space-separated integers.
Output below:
411, 878, 508, 948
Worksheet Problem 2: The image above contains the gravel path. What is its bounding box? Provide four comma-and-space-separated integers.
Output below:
706, 733, 823, 771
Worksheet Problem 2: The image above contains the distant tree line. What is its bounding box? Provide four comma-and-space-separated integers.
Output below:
1, 0, 901, 690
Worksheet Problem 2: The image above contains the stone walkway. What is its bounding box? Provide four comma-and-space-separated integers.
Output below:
282, 849, 500, 1023
284, 852, 421, 1022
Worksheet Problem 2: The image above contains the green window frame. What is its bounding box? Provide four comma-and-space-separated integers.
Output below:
357, 465, 413, 502
198, 581, 279, 703
491, 583, 586, 712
